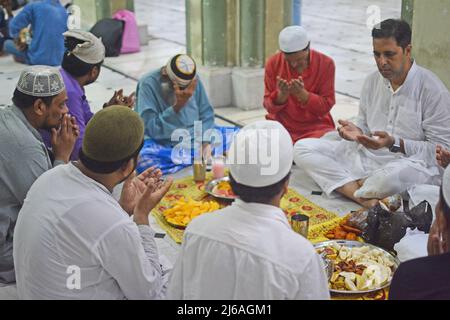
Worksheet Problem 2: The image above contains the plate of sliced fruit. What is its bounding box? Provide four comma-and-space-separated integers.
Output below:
163, 197, 221, 229
314, 240, 400, 294
205, 177, 238, 201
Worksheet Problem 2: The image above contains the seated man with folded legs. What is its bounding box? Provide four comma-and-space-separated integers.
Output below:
135, 54, 238, 175
167, 121, 330, 300
14, 106, 173, 299
4, 0, 68, 66
40, 30, 135, 161
294, 19, 450, 208
0, 66, 78, 284
264, 26, 336, 142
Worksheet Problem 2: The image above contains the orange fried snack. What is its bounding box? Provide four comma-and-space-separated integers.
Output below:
325, 219, 362, 240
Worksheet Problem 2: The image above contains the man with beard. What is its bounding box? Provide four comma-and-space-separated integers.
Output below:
294, 19, 450, 208
135, 54, 225, 175
136, 54, 214, 147
167, 121, 330, 300
14, 106, 173, 299
264, 26, 336, 142
0, 66, 78, 283
40, 30, 135, 160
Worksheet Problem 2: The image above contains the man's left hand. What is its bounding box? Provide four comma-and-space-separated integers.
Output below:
14, 38, 27, 51
290, 77, 309, 104
427, 220, 447, 256
356, 131, 394, 150
119, 167, 163, 216
104, 89, 135, 109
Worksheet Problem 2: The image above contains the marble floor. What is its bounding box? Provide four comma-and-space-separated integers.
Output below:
99, 0, 400, 125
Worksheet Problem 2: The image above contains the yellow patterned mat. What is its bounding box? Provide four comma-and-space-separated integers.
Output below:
152, 173, 339, 244
151, 173, 389, 300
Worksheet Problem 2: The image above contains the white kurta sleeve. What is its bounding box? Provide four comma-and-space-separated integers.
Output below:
95, 222, 168, 300
356, 78, 371, 135
165, 247, 184, 300
295, 254, 331, 300
403, 90, 450, 166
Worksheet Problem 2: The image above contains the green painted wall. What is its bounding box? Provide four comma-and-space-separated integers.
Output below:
186, 0, 293, 68
410, 0, 450, 90
239, 0, 265, 67
74, 0, 134, 30
401, 0, 414, 28
203, 0, 228, 66
186, 0, 203, 64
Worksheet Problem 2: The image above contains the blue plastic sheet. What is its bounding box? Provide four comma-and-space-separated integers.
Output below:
137, 126, 240, 175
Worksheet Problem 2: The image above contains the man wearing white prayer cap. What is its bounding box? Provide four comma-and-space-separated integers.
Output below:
0, 65, 79, 284
264, 25, 336, 143
294, 19, 450, 208
390, 166, 450, 300
40, 30, 135, 161
167, 120, 330, 300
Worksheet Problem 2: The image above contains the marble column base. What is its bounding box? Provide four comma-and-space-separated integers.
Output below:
231, 67, 265, 111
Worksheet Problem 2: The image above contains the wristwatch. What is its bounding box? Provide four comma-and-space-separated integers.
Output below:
389, 136, 401, 153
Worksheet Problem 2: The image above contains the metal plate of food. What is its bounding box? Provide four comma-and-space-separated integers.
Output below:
162, 197, 222, 230
205, 177, 238, 201
314, 240, 400, 294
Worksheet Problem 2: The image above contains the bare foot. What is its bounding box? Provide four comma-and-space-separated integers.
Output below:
359, 198, 379, 209
437, 145, 450, 169
336, 181, 379, 209
356, 179, 366, 188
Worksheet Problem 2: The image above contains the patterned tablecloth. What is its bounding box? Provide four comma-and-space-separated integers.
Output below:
151, 173, 389, 300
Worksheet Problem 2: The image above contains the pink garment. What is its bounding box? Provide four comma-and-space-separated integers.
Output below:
113, 9, 140, 54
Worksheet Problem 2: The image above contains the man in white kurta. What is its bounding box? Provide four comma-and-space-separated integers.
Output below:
294, 19, 450, 207
13, 106, 173, 299
167, 121, 330, 300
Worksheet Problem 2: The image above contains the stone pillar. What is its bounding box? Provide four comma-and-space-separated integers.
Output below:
186, 0, 293, 110
73, 0, 135, 30
403, 0, 450, 90
401, 0, 414, 28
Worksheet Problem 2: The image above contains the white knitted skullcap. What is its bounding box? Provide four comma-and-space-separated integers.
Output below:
16, 66, 65, 97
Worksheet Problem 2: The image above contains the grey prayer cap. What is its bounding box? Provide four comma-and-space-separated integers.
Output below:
16, 66, 65, 97
64, 30, 106, 64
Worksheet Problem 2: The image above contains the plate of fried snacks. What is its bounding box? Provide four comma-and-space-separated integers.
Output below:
314, 240, 400, 294
205, 177, 238, 201
163, 197, 221, 229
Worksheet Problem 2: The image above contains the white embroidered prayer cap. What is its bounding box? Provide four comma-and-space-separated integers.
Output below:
228, 121, 294, 188
165, 54, 196, 88
63, 30, 105, 64
16, 66, 65, 97
279, 25, 310, 53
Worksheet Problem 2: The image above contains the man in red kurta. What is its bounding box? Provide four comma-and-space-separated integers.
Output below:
264, 26, 336, 143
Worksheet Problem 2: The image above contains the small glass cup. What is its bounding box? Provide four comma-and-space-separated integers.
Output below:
193, 162, 206, 182
212, 155, 225, 180
291, 214, 309, 239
